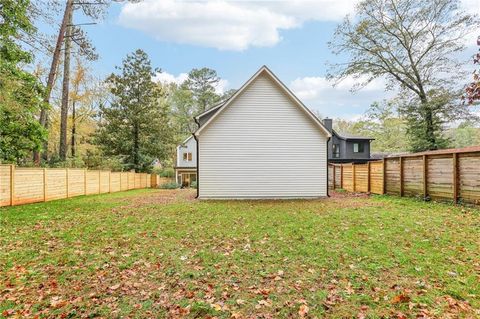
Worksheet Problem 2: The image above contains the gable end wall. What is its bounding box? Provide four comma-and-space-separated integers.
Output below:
198, 73, 328, 198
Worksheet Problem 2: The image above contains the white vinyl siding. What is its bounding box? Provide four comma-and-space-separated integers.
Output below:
176, 136, 196, 168
198, 73, 328, 199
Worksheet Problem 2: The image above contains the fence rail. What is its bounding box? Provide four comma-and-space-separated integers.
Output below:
329, 150, 480, 204
0, 165, 165, 207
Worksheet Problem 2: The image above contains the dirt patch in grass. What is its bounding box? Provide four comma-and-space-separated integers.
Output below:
1, 189, 479, 318
118, 189, 196, 208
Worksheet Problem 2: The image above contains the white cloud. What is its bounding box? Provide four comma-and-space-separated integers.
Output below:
460, 0, 480, 14
290, 76, 393, 118
118, 0, 357, 51
153, 70, 229, 94
215, 79, 229, 95
153, 71, 188, 85
118, 0, 478, 51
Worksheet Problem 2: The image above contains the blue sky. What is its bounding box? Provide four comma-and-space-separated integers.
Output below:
43, 0, 480, 120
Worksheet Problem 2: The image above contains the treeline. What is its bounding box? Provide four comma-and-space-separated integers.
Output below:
331, 99, 480, 155
1, 0, 480, 172
0, 1, 232, 172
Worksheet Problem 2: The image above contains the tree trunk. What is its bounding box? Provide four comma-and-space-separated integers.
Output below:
59, 8, 73, 161
424, 104, 436, 150
71, 100, 76, 157
418, 93, 437, 150
35, 0, 74, 165
133, 123, 139, 171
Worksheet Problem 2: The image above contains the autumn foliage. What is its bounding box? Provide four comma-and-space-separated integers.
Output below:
464, 36, 480, 104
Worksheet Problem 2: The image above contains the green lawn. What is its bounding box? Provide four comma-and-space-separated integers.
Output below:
1, 189, 479, 318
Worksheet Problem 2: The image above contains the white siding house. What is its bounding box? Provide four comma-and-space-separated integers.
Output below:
175, 135, 197, 187
194, 66, 331, 199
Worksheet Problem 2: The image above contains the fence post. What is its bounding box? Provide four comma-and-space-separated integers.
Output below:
43, 168, 47, 202
382, 158, 386, 194
66, 168, 69, 198
10, 164, 14, 206
98, 170, 101, 194
422, 155, 428, 200
367, 161, 371, 193
340, 164, 343, 189
352, 163, 356, 192
453, 153, 458, 204
399, 157, 404, 197
84, 168, 87, 195
332, 165, 336, 190
109, 171, 111, 193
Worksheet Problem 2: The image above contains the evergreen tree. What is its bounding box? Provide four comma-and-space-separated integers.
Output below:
182, 67, 221, 113
95, 49, 172, 172
0, 0, 47, 163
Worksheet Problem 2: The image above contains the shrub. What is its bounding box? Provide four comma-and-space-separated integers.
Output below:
159, 168, 175, 178
160, 182, 180, 189
190, 181, 197, 189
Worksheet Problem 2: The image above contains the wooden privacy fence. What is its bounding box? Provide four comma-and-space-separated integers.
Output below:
0, 165, 162, 207
328, 149, 480, 204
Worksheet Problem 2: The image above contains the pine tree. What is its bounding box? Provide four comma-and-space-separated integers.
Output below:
95, 49, 172, 172
182, 67, 221, 113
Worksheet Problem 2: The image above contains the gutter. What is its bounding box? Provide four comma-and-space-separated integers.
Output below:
193, 117, 200, 199
326, 136, 331, 197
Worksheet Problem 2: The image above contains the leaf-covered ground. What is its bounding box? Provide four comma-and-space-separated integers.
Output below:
1, 189, 479, 318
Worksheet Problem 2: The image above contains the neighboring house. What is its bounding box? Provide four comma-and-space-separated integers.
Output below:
322, 118, 374, 164
193, 66, 331, 199
174, 135, 197, 187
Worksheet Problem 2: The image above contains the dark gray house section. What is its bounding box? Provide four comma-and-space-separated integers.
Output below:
323, 118, 374, 163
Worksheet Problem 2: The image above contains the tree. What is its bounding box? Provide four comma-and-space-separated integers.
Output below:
221, 88, 237, 101
182, 67, 221, 113
34, 0, 104, 163
69, 57, 102, 158
95, 50, 173, 172
35, 0, 73, 163
361, 100, 409, 152
328, 0, 479, 151
464, 36, 480, 104
58, 0, 102, 161
447, 121, 480, 147
0, 0, 47, 163
59, 1, 73, 160
166, 83, 197, 136
399, 90, 456, 151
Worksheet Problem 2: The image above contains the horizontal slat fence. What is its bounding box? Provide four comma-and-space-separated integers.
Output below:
329, 150, 480, 205
0, 165, 159, 207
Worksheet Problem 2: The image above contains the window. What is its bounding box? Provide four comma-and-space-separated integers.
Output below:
183, 152, 193, 161
333, 144, 340, 158
353, 143, 364, 153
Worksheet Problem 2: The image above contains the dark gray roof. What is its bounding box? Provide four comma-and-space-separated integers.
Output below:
194, 100, 227, 120
334, 130, 374, 140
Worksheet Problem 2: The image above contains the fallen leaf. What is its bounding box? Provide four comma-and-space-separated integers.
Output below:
391, 294, 410, 304
109, 284, 121, 291
236, 299, 245, 305
298, 304, 309, 317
